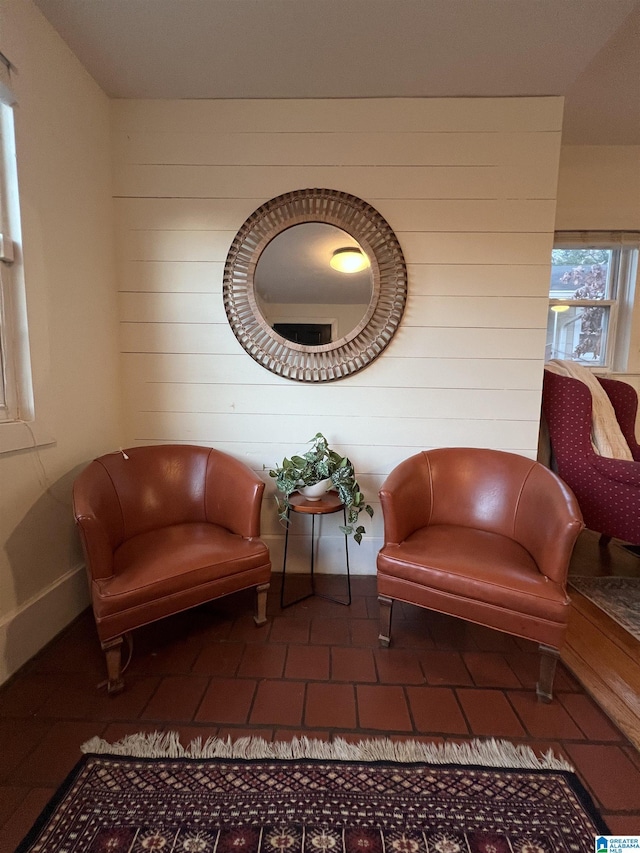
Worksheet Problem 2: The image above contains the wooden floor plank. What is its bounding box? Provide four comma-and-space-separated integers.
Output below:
563, 588, 640, 751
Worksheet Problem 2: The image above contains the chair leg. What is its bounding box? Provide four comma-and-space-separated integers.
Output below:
378, 595, 394, 648
101, 636, 125, 694
536, 643, 560, 703
254, 582, 270, 626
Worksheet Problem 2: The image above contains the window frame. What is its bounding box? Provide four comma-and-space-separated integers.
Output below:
0, 51, 54, 454
547, 232, 639, 373
0, 103, 18, 421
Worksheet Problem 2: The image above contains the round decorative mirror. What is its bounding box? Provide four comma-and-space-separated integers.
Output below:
223, 188, 407, 382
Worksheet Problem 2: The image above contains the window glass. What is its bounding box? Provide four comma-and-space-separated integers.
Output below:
0, 103, 14, 417
0, 54, 55, 454
546, 246, 628, 369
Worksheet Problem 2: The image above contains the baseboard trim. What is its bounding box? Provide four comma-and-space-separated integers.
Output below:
0, 564, 89, 686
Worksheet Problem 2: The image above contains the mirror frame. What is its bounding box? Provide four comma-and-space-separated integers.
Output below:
223, 188, 407, 382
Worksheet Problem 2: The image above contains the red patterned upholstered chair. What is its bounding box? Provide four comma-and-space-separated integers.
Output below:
377, 448, 583, 701
542, 369, 640, 546
73, 444, 271, 692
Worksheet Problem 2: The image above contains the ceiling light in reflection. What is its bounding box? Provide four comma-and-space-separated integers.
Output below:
330, 247, 369, 274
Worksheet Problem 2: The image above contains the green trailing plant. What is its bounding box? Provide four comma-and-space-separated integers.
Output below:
267, 433, 374, 544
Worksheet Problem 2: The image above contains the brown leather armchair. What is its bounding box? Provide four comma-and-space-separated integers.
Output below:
73, 444, 271, 692
377, 448, 583, 701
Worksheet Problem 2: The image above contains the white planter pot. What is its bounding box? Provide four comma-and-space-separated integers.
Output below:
298, 477, 333, 500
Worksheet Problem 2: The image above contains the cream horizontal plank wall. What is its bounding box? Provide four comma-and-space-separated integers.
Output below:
119, 321, 547, 360
125, 382, 540, 422
118, 230, 552, 265
121, 352, 544, 389
112, 97, 563, 133
118, 261, 224, 293
117, 258, 550, 297
115, 164, 558, 201
129, 412, 538, 457
112, 97, 562, 574
113, 131, 560, 168
403, 296, 548, 328
409, 265, 550, 297
116, 198, 556, 234
119, 291, 548, 331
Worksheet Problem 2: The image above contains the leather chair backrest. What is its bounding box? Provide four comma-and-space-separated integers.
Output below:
77, 445, 212, 547
426, 447, 540, 537
422, 447, 581, 582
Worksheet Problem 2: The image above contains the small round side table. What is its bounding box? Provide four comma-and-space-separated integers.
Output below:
280, 491, 351, 608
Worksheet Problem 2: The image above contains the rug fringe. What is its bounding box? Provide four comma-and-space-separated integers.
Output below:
81, 732, 573, 771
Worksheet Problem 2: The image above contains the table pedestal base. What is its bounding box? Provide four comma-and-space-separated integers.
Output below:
280, 493, 351, 608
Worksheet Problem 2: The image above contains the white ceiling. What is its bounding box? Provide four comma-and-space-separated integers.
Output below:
32, 0, 640, 144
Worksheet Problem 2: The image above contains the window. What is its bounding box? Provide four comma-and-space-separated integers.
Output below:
0, 51, 51, 454
546, 233, 639, 371
0, 51, 24, 427
0, 100, 17, 421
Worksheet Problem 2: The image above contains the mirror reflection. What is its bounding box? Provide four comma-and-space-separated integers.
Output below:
254, 223, 373, 345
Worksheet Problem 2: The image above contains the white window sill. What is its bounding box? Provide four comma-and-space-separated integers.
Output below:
0, 418, 55, 455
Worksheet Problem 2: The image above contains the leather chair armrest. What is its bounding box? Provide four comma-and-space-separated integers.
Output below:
591, 454, 640, 486
379, 453, 432, 545
205, 450, 265, 537
515, 463, 583, 586
75, 514, 115, 580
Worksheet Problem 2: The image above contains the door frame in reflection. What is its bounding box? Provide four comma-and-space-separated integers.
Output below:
273, 322, 334, 346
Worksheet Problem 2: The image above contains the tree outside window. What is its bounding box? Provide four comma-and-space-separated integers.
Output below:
546, 246, 620, 368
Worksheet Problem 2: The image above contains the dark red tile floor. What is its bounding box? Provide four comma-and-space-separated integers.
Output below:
1, 572, 639, 850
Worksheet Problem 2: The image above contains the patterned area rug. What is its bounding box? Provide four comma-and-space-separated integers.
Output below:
16, 735, 608, 853
569, 575, 640, 642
